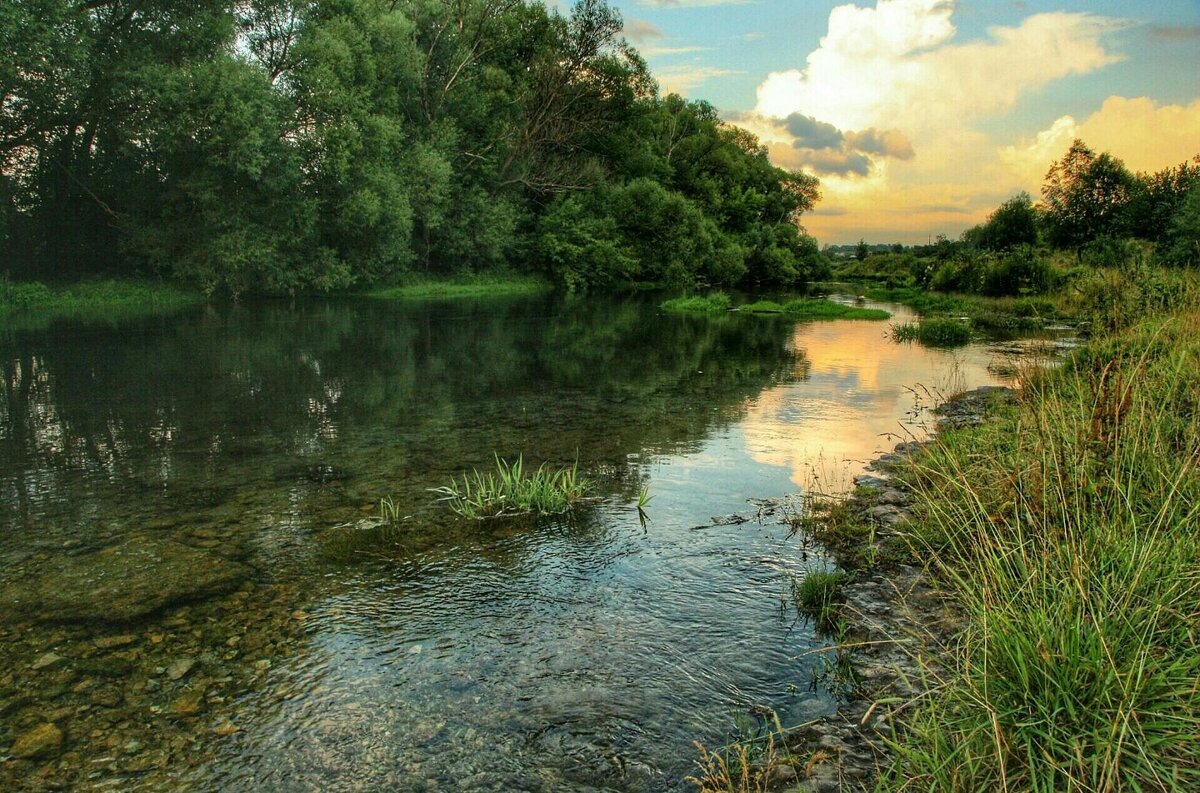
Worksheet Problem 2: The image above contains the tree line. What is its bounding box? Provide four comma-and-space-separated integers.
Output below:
961, 140, 1199, 266
0, 0, 823, 295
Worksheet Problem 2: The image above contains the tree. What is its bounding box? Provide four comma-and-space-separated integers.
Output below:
856, 239, 868, 261
1042, 139, 1135, 251
965, 192, 1038, 251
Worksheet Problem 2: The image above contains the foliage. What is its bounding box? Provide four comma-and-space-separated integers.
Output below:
0, 278, 200, 325
1042, 139, 1137, 250
430, 454, 590, 519
0, 0, 823, 294
661, 293, 732, 313
962, 192, 1038, 252
368, 274, 552, 299
1160, 184, 1200, 267
883, 301, 1200, 792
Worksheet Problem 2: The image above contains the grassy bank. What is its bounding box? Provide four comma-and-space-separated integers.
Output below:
366, 273, 552, 300
881, 301, 1200, 790
0, 278, 201, 328
662, 293, 890, 321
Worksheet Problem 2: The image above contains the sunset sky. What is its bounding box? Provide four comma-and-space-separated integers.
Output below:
604, 0, 1200, 245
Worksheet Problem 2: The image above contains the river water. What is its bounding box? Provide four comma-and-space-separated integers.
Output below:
0, 293, 1029, 791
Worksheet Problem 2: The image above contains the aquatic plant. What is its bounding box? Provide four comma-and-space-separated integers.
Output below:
889, 317, 971, 347
780, 299, 890, 321
430, 455, 591, 519
791, 568, 848, 633
378, 495, 403, 523
661, 293, 732, 313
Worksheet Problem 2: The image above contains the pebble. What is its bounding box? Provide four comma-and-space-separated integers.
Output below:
12, 723, 64, 759
94, 635, 137, 651
31, 652, 65, 671
166, 658, 196, 681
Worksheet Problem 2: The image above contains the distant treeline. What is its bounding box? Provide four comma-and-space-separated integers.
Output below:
0, 0, 823, 294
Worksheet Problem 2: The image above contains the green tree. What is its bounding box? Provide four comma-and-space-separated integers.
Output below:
965, 192, 1038, 252
1042, 139, 1135, 251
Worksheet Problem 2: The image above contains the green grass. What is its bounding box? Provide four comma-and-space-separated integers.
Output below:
792, 568, 848, 633
880, 305, 1200, 792
780, 298, 890, 321
368, 273, 552, 300
430, 454, 591, 519
865, 286, 1060, 331
890, 317, 973, 347
0, 278, 201, 327
661, 292, 733, 313
663, 294, 889, 320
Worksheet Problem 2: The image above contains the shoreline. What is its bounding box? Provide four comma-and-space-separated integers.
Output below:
755, 386, 1015, 792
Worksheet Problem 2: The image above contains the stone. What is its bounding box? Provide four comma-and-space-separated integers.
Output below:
166, 658, 196, 681
167, 687, 206, 717
31, 652, 64, 671
768, 764, 799, 785
94, 634, 137, 650
0, 540, 251, 625
12, 722, 64, 759
91, 686, 123, 708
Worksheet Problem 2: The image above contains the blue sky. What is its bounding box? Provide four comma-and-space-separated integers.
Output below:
602, 0, 1200, 243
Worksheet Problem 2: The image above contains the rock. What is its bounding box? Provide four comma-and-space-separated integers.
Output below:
94, 634, 137, 650
866, 505, 907, 527
167, 686, 206, 717
31, 652, 65, 671
0, 540, 251, 625
166, 658, 196, 681
875, 488, 909, 506
12, 722, 63, 759
769, 764, 799, 785
91, 686, 123, 708
213, 721, 239, 737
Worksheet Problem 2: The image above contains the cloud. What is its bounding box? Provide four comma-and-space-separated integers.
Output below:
622, 19, 664, 46
744, 0, 1132, 242
743, 31, 766, 41
638, 0, 753, 7
623, 17, 708, 58
1150, 26, 1200, 41
784, 114, 844, 149
844, 128, 915, 159
1002, 96, 1200, 191
656, 65, 739, 95
801, 149, 873, 177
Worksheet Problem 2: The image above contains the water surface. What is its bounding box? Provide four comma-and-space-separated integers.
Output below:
0, 294, 1024, 791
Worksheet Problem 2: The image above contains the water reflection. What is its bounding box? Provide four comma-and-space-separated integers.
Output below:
0, 295, 1027, 792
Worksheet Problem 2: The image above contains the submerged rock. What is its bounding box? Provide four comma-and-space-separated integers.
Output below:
12, 722, 63, 759
0, 540, 251, 625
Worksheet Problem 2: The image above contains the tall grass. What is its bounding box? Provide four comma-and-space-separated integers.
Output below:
430, 454, 591, 519
882, 308, 1200, 792
890, 317, 972, 347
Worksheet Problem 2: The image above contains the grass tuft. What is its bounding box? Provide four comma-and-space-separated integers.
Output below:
368, 273, 552, 300
890, 317, 972, 347
661, 293, 733, 313
430, 454, 591, 519
881, 304, 1200, 792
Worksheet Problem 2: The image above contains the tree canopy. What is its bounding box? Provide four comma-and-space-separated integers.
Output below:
0, 0, 823, 293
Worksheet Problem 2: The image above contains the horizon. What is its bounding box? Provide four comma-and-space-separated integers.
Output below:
605, 0, 1200, 245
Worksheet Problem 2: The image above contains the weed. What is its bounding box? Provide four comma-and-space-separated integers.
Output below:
890, 318, 972, 347
430, 454, 591, 519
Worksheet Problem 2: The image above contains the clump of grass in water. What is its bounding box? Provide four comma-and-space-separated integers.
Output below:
890, 317, 971, 347
879, 306, 1200, 791
430, 454, 590, 519
780, 298, 890, 321
661, 292, 732, 313
791, 568, 848, 633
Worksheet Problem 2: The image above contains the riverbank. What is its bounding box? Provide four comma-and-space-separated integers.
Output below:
0, 279, 201, 329
731, 289, 1200, 791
